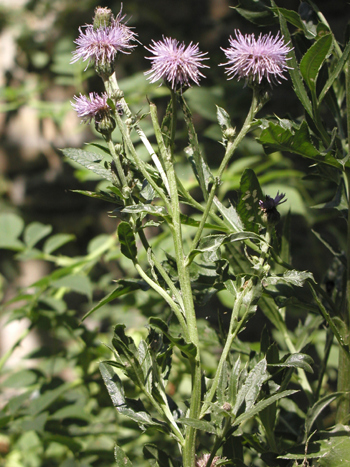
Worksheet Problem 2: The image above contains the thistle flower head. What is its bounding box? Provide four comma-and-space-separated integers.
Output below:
71, 6, 137, 70
71, 92, 112, 123
221, 30, 292, 86
195, 454, 223, 467
259, 191, 286, 212
259, 191, 286, 225
144, 36, 209, 91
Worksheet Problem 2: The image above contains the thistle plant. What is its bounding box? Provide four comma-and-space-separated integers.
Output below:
2, 2, 349, 467
61, 2, 350, 466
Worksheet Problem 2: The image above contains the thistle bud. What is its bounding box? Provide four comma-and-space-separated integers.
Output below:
95, 114, 116, 136
223, 127, 236, 141
259, 192, 286, 226
93, 7, 113, 30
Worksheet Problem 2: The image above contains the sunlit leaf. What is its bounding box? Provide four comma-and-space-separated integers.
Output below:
300, 33, 333, 95
62, 148, 115, 182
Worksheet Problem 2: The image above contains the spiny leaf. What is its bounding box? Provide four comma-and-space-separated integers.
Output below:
259, 120, 343, 168
233, 390, 298, 426
149, 317, 197, 358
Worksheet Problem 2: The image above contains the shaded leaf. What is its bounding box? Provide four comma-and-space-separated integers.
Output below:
265, 270, 315, 287
149, 317, 197, 358
279, 425, 350, 463
71, 189, 124, 203
143, 444, 173, 467
234, 0, 275, 26
81, 279, 149, 321
100, 363, 165, 431
319, 39, 350, 104
269, 353, 314, 373
273, 7, 316, 40
214, 197, 244, 232
178, 417, 217, 434
118, 222, 137, 261
114, 445, 133, 466
305, 393, 344, 437
237, 169, 263, 233
181, 94, 213, 196
217, 106, 232, 131
122, 204, 167, 217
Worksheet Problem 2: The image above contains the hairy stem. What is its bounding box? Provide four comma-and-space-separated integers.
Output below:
336, 57, 350, 422
188, 88, 259, 254
134, 262, 189, 341
150, 94, 201, 467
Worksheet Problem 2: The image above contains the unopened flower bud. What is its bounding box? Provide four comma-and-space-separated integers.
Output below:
222, 402, 232, 411
95, 114, 116, 135
223, 127, 236, 141
93, 7, 113, 30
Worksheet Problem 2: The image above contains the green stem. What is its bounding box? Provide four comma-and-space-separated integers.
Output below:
175, 176, 229, 231
187, 88, 259, 254
114, 110, 171, 210
311, 91, 331, 148
217, 88, 259, 181
336, 57, 350, 422
134, 262, 189, 341
104, 72, 171, 208
170, 90, 177, 152
105, 136, 127, 187
279, 319, 314, 402
205, 417, 231, 467
200, 285, 247, 418
150, 95, 200, 467
189, 179, 218, 252
149, 250, 185, 311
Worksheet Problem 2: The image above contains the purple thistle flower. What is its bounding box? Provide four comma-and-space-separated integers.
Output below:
71, 92, 113, 123
221, 30, 292, 86
144, 37, 209, 90
71, 9, 137, 69
259, 192, 286, 212
195, 454, 223, 467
